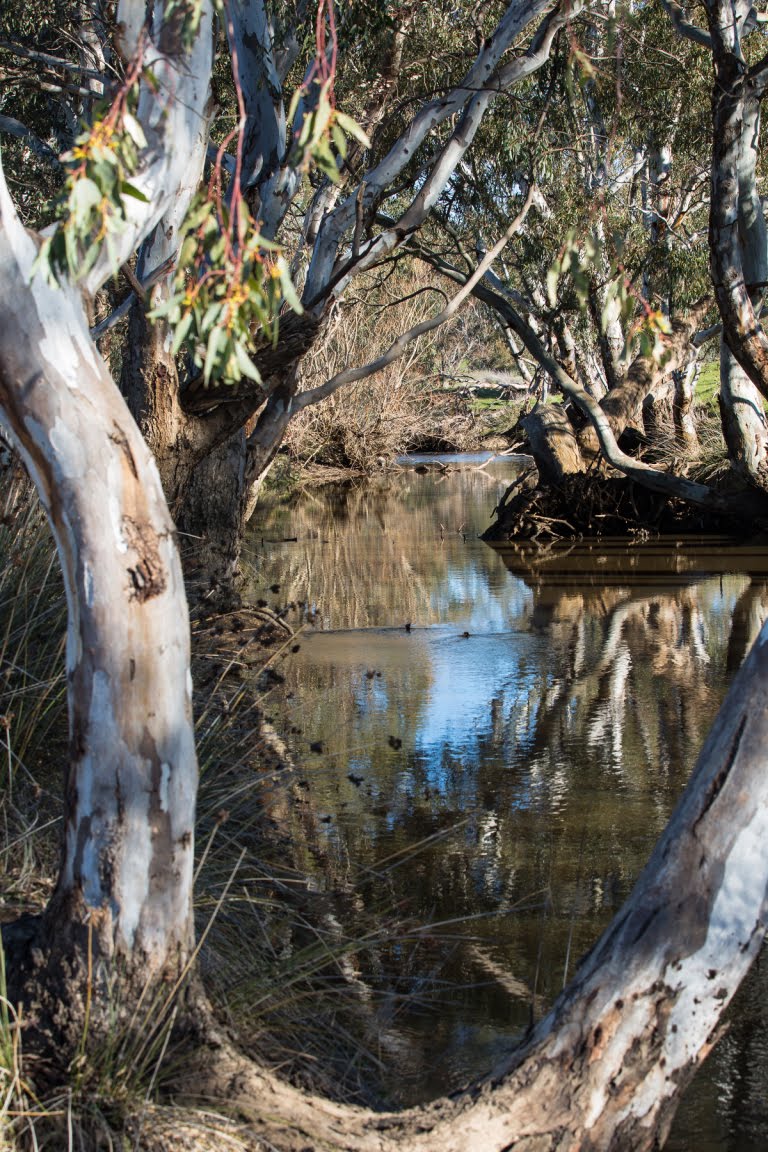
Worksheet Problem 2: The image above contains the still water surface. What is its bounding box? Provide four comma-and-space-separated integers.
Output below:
250, 455, 768, 1148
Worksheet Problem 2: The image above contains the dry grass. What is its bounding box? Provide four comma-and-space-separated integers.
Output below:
285, 266, 504, 471
0, 469, 448, 1145
643, 403, 731, 484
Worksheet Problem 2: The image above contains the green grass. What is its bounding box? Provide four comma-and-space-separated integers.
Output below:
696, 361, 720, 408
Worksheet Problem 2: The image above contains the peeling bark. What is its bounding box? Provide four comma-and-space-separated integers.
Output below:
0, 160, 197, 1032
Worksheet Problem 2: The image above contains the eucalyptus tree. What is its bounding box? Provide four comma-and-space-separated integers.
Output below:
678, 0, 768, 487
423, 1, 714, 411
407, 0, 768, 528
104, 0, 591, 592
4, 1, 768, 1147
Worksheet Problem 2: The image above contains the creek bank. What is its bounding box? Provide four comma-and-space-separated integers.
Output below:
483, 467, 757, 541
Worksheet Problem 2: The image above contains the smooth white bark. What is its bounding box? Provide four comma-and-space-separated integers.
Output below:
82, 0, 214, 295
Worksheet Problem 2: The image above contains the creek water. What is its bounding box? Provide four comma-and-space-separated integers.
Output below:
248, 454, 768, 1149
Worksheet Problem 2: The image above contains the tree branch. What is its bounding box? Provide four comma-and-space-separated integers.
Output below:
414, 247, 767, 520
79, 0, 215, 295
304, 0, 581, 304
0, 114, 61, 165
659, 0, 713, 48
0, 36, 113, 83
294, 184, 536, 411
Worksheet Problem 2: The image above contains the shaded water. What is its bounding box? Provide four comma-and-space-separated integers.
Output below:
249, 457, 768, 1147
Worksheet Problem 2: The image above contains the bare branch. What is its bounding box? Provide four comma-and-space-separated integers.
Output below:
659, 0, 713, 48
0, 114, 61, 165
89, 255, 176, 340
304, 0, 582, 304
0, 36, 113, 84
294, 184, 537, 411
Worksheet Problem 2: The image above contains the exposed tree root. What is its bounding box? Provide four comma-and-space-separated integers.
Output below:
484, 470, 754, 541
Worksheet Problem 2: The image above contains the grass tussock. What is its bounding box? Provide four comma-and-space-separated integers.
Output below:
0, 463, 458, 1147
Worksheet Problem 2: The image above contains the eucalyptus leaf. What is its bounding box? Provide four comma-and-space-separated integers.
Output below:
277, 257, 303, 314
120, 180, 150, 203
171, 311, 194, 356
204, 325, 224, 385
71, 178, 103, 224
334, 111, 372, 149
233, 339, 262, 383
122, 112, 147, 149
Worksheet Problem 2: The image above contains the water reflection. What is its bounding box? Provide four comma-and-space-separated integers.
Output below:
248, 462, 768, 1142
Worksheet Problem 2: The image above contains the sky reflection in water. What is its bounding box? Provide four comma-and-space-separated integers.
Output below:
250, 458, 768, 1146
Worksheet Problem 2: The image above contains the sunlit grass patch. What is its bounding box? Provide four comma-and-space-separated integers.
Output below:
696, 360, 720, 408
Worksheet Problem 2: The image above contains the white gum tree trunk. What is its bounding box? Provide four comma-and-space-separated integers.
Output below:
0, 0, 213, 1023
0, 170, 197, 998
189, 613, 768, 1151
715, 49, 768, 484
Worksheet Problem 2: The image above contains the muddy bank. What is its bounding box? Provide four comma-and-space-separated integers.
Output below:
483, 468, 761, 541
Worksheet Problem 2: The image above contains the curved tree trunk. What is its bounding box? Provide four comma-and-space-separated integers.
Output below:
0, 165, 197, 1048
4, 121, 768, 1152
4, 1, 768, 1143
706, 0, 768, 403
180, 605, 768, 1152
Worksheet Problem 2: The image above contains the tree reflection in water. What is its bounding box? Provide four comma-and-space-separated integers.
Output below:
248, 463, 768, 1145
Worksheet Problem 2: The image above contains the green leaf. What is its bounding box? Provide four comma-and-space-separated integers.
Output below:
202, 301, 223, 331
287, 86, 302, 126
276, 257, 303, 314
104, 232, 119, 278
71, 177, 102, 225
314, 140, 340, 182
91, 144, 120, 168
171, 311, 194, 355
179, 235, 198, 268
233, 339, 262, 383
122, 112, 147, 149
311, 92, 333, 140
334, 110, 371, 149
600, 279, 618, 333
90, 157, 119, 193
204, 325, 224, 385
64, 223, 79, 272
120, 180, 150, 203
251, 232, 280, 253
80, 241, 101, 278
331, 122, 348, 160
546, 264, 560, 308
